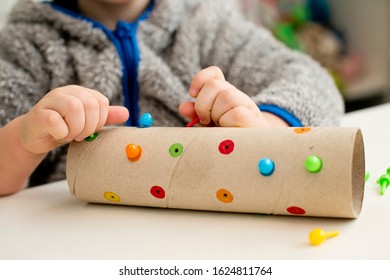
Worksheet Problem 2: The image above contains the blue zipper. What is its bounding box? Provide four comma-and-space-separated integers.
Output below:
115, 22, 139, 126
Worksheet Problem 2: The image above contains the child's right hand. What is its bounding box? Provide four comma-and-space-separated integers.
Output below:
19, 85, 129, 155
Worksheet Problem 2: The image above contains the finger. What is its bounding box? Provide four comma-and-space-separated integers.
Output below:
218, 106, 270, 128
105, 106, 129, 125
195, 79, 232, 125
211, 88, 258, 126
73, 87, 110, 131
179, 101, 197, 120
44, 87, 103, 140
42, 109, 69, 140
42, 94, 86, 141
61, 87, 112, 140
63, 91, 101, 141
49, 85, 110, 137
189, 66, 225, 97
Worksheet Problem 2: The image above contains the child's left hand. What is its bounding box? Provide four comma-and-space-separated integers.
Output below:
179, 66, 288, 127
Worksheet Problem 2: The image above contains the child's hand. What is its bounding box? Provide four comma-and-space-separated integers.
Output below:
179, 66, 288, 127
20, 85, 129, 155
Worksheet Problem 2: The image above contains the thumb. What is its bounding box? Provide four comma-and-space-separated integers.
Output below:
179, 101, 197, 120
105, 106, 129, 125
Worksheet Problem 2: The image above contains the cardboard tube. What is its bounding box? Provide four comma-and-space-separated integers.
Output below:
66, 127, 365, 218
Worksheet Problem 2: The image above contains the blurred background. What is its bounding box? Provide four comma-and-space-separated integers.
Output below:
237, 0, 390, 112
1, 0, 389, 112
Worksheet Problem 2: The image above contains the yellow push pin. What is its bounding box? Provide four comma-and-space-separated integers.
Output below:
308, 228, 339, 246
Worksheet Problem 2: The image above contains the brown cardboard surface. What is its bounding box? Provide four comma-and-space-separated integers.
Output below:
66, 127, 365, 218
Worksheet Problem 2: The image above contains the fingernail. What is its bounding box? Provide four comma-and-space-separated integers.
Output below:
189, 88, 198, 97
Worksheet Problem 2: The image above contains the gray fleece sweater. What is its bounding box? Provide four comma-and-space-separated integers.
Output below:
0, 0, 344, 185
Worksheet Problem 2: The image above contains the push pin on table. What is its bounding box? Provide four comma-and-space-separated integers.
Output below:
376, 174, 390, 195
138, 113, 153, 128
365, 171, 370, 182
308, 228, 339, 246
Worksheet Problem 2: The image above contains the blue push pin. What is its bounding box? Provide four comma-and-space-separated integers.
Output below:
138, 113, 153, 128
258, 158, 275, 176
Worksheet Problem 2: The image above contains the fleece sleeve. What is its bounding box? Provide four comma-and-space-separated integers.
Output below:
0, 25, 51, 127
0, 24, 63, 186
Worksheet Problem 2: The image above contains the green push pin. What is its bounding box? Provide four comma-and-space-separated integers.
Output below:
365, 171, 370, 182
85, 132, 99, 142
305, 155, 322, 173
376, 174, 390, 196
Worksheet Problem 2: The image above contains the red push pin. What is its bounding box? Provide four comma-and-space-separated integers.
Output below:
186, 116, 200, 127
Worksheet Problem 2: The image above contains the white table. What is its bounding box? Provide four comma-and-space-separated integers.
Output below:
1, 104, 390, 260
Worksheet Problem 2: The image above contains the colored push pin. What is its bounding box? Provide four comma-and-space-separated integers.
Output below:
186, 116, 200, 127
305, 155, 322, 173
258, 158, 275, 176
126, 144, 142, 162
308, 228, 339, 246
85, 132, 98, 142
138, 113, 153, 128
365, 171, 370, 182
376, 174, 390, 195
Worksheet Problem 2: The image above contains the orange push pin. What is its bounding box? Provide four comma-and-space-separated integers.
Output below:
126, 144, 142, 162
308, 228, 339, 246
